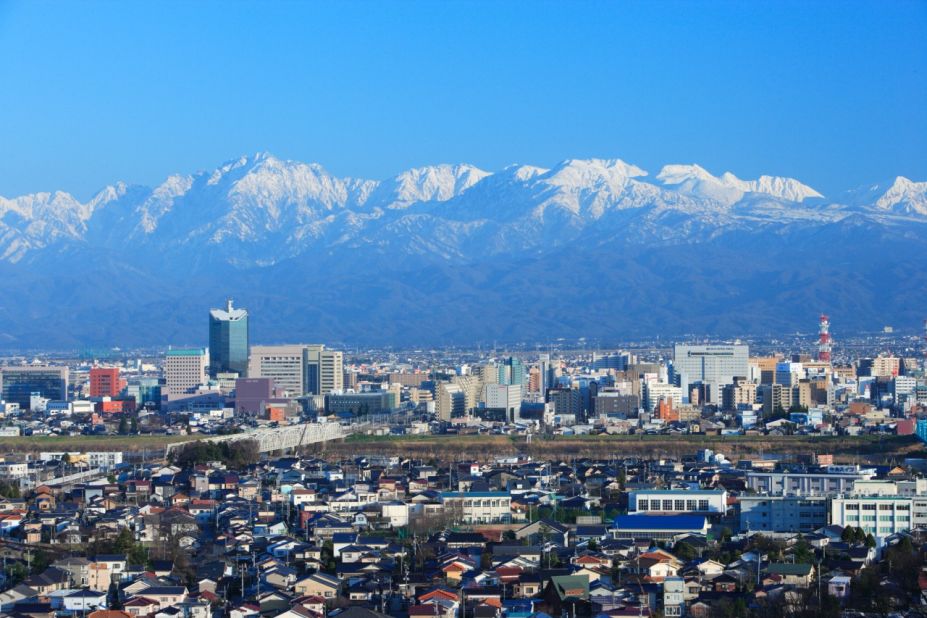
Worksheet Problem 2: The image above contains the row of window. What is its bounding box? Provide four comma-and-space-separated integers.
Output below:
638, 498, 711, 511
844, 503, 910, 511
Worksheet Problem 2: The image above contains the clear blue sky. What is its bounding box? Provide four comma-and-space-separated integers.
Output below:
0, 0, 924, 200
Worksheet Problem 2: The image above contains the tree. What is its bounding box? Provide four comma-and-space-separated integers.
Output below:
118, 416, 129, 435
0, 479, 21, 499
673, 541, 698, 561
865, 533, 876, 549
129, 415, 138, 434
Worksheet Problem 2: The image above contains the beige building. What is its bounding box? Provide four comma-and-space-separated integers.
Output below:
436, 383, 465, 420
248, 345, 306, 396
247, 344, 343, 396
164, 348, 208, 398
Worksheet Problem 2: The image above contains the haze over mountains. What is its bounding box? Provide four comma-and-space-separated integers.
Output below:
1, 153, 925, 349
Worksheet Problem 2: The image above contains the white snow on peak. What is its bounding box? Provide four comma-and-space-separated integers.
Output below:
874, 176, 927, 215
376, 163, 491, 209
504, 164, 549, 181
658, 164, 822, 204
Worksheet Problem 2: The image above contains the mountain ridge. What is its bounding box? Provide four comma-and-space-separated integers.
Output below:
0, 153, 924, 348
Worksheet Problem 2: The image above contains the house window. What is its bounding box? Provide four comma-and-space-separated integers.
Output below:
674, 500, 685, 511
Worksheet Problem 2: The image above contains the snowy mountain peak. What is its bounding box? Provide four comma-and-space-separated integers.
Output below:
657, 164, 822, 204
874, 176, 927, 215
657, 164, 715, 185
373, 163, 491, 209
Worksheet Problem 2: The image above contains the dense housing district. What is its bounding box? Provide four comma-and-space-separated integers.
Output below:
1, 305, 927, 616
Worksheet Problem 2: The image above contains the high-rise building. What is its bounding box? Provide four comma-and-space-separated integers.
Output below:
497, 357, 526, 386
208, 298, 249, 378
307, 345, 343, 396
0, 366, 69, 409
164, 348, 209, 398
672, 344, 749, 404
483, 383, 522, 422
436, 383, 465, 420
453, 374, 483, 413
643, 382, 683, 412
89, 367, 124, 398
721, 377, 756, 411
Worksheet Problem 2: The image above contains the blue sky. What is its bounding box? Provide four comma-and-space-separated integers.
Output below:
0, 0, 924, 199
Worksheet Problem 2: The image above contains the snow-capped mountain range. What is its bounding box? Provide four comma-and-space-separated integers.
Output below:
1, 152, 924, 265
0, 153, 925, 347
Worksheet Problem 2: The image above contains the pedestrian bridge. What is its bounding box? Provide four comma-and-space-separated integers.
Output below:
165, 421, 361, 456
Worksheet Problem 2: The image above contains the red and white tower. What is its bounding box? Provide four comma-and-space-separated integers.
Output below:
818, 314, 832, 362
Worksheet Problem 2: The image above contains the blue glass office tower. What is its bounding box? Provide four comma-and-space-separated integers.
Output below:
208, 299, 249, 377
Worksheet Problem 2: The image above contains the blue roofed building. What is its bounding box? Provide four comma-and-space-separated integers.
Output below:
611, 514, 709, 541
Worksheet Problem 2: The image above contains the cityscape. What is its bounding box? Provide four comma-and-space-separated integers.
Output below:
2, 301, 927, 617
1, 2, 926, 618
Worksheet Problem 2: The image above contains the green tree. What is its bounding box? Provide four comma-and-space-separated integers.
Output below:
118, 415, 129, 435
865, 533, 876, 549
0, 479, 21, 499
129, 415, 138, 434
673, 541, 698, 561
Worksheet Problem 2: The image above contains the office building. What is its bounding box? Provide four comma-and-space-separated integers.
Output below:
592, 352, 633, 371
208, 298, 249, 378
483, 383, 522, 422
249, 344, 344, 396
89, 367, 124, 398
249, 345, 307, 396
0, 366, 69, 409
164, 348, 209, 398
126, 378, 162, 410
325, 391, 394, 417
497, 357, 526, 386
673, 344, 749, 404
306, 345, 344, 396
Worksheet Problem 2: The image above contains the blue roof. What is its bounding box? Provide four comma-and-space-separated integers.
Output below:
613, 514, 707, 530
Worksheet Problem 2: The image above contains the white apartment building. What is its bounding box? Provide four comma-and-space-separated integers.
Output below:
643, 382, 683, 412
